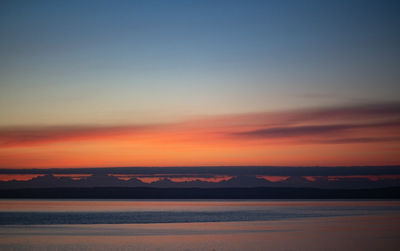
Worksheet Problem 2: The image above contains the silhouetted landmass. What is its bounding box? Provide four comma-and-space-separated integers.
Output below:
1, 186, 399, 199
1, 174, 399, 190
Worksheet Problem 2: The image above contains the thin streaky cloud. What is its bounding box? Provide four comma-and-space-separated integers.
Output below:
231, 120, 400, 139
0, 124, 160, 147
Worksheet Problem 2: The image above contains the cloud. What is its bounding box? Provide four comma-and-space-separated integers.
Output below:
195, 101, 400, 127
231, 120, 400, 143
312, 137, 400, 144
0, 125, 156, 147
274, 102, 400, 125
0, 102, 399, 148
234, 124, 354, 138
1, 166, 400, 176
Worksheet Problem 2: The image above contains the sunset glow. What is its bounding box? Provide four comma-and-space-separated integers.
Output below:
0, 103, 399, 168
1, 2, 400, 250
0, 1, 399, 169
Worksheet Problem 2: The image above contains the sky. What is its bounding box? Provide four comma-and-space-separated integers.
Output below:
0, 0, 400, 168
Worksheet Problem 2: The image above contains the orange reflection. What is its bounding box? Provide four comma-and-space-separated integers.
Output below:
0, 174, 44, 181
168, 176, 233, 183
256, 176, 289, 182
136, 177, 163, 183
108, 174, 233, 183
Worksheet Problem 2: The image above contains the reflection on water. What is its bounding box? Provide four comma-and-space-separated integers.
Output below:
1, 199, 400, 212
0, 200, 399, 250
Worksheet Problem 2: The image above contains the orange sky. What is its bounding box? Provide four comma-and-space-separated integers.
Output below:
0, 103, 399, 168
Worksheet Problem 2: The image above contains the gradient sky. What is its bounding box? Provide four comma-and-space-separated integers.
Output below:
1, 0, 400, 168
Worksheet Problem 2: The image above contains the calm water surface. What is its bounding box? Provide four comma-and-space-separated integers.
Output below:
0, 200, 399, 250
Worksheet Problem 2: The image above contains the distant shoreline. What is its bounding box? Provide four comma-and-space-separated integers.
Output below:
1, 186, 399, 199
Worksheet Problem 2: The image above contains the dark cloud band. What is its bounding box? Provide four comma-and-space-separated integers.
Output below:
1, 166, 399, 176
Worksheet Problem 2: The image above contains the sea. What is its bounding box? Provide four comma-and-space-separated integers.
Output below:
0, 199, 399, 250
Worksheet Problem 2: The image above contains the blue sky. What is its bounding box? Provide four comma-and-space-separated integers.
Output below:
1, 0, 399, 125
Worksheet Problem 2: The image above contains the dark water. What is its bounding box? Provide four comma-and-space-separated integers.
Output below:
0, 205, 399, 225
0, 200, 400, 250
0, 199, 399, 225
